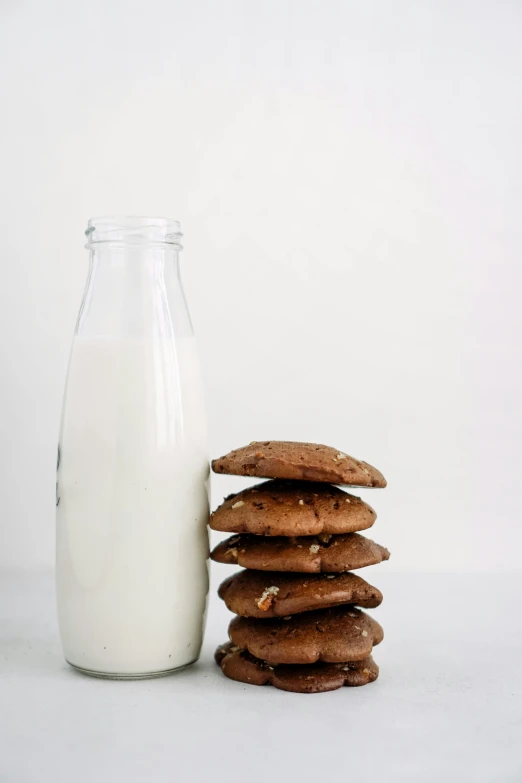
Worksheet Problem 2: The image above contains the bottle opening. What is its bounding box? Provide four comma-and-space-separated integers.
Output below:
85, 216, 182, 247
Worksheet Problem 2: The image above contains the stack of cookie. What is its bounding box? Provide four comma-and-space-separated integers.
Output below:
210, 441, 388, 694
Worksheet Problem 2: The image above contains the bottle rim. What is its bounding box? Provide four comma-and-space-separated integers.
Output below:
85, 216, 183, 248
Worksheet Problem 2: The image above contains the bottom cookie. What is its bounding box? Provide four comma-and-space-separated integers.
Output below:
215, 641, 379, 694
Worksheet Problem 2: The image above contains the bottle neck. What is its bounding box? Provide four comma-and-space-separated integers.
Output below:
77, 218, 192, 341
89, 241, 180, 275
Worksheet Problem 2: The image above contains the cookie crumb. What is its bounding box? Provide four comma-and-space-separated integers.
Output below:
231, 501, 245, 509
362, 668, 371, 675
309, 544, 320, 554
226, 547, 238, 558
336, 453, 347, 460
318, 533, 332, 543
298, 499, 305, 505
229, 646, 241, 653
283, 616, 292, 620
345, 498, 351, 504
257, 586, 279, 611
361, 630, 368, 637
326, 575, 336, 579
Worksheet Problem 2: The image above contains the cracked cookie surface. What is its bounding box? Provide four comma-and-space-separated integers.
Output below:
215, 642, 379, 693
209, 480, 376, 536
211, 532, 390, 572
218, 570, 383, 618
212, 441, 386, 487
228, 606, 383, 664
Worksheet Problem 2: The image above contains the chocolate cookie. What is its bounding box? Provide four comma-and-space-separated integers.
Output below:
215, 642, 379, 693
228, 606, 383, 664
212, 441, 386, 488
218, 570, 382, 618
211, 532, 390, 573
209, 480, 376, 536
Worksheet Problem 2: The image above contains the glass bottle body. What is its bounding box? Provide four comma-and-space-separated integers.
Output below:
56, 218, 209, 678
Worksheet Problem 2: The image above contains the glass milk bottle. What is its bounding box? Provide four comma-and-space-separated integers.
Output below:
56, 217, 209, 678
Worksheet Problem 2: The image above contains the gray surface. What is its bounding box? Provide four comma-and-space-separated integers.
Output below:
1, 569, 521, 782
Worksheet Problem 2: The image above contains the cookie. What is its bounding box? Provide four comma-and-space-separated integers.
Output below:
209, 480, 376, 537
218, 570, 382, 618
212, 441, 386, 488
215, 642, 379, 693
211, 532, 390, 573
228, 606, 383, 664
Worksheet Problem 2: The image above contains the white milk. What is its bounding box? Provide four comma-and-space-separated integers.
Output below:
56, 336, 209, 677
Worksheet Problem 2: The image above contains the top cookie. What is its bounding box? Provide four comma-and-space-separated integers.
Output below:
212, 441, 386, 488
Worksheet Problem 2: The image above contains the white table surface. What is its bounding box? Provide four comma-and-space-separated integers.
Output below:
1, 568, 521, 783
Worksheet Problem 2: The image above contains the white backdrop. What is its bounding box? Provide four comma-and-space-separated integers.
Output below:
1, 0, 521, 571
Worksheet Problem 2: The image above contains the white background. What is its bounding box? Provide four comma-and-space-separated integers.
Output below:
1, 0, 522, 573
2, 5, 522, 782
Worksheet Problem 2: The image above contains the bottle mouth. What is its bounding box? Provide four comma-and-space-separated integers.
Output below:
85, 216, 183, 247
